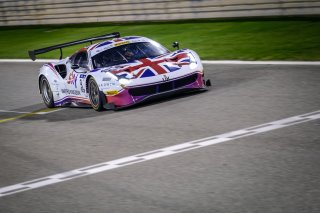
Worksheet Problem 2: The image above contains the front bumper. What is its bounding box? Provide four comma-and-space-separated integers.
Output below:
104, 72, 206, 109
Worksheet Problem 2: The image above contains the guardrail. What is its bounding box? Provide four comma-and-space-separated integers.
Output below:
0, 0, 319, 26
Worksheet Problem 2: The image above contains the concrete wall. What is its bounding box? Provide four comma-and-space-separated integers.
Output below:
0, 0, 319, 26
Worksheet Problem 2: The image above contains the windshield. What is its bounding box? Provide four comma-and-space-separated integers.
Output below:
92, 42, 169, 68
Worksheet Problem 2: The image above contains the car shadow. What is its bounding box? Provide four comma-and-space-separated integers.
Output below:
14, 66, 266, 123
14, 90, 207, 122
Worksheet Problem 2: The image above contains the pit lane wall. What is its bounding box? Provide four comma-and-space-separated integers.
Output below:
0, 0, 319, 26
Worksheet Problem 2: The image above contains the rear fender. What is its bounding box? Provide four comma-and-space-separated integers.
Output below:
38, 63, 64, 102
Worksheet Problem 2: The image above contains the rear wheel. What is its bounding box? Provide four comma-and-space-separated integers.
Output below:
40, 76, 54, 108
88, 78, 104, 111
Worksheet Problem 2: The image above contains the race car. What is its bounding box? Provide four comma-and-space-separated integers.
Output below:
29, 32, 211, 111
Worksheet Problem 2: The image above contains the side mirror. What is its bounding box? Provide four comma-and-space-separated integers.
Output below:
71, 64, 80, 70
72, 64, 89, 73
172, 41, 180, 50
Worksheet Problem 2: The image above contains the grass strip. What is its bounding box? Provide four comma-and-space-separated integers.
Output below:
0, 18, 319, 60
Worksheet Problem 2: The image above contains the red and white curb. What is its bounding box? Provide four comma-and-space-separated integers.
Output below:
0, 110, 319, 197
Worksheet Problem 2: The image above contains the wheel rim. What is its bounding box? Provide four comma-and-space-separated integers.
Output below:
89, 80, 99, 106
42, 79, 52, 104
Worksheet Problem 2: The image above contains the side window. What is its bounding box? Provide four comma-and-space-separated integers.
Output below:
73, 51, 88, 68
69, 53, 76, 64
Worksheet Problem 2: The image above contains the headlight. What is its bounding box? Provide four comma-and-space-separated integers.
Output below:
188, 53, 197, 69
105, 72, 118, 80
119, 78, 131, 85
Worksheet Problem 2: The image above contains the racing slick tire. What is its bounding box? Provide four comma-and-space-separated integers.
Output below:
88, 78, 104, 111
40, 76, 55, 108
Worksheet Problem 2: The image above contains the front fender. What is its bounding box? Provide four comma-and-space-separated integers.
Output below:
86, 71, 121, 94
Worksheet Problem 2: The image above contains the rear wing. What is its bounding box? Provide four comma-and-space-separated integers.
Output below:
28, 32, 120, 61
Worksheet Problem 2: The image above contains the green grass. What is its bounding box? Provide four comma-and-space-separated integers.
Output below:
1, 18, 320, 60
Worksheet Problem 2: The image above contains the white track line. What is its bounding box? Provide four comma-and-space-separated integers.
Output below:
0, 59, 58, 63
202, 60, 320, 65
0, 110, 32, 114
0, 108, 64, 115
1, 59, 320, 65
0, 110, 319, 197
36, 108, 65, 115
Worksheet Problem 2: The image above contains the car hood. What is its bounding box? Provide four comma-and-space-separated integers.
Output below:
91, 50, 192, 80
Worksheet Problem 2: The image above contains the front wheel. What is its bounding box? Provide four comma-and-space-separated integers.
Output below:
88, 78, 104, 111
40, 76, 54, 108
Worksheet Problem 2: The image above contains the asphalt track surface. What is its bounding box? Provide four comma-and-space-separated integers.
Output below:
0, 62, 319, 213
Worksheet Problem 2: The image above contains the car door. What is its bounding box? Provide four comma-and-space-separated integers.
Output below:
65, 51, 89, 98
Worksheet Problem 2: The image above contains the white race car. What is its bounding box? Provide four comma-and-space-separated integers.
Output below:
29, 32, 211, 111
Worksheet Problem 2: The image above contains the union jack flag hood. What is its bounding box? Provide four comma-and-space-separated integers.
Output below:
94, 50, 191, 80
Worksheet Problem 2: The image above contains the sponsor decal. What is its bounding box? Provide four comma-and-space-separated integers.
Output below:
114, 41, 130, 47
100, 82, 116, 87
162, 75, 170, 82
80, 79, 85, 93
104, 90, 119, 95
67, 71, 78, 88
61, 89, 81, 95
79, 74, 86, 78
